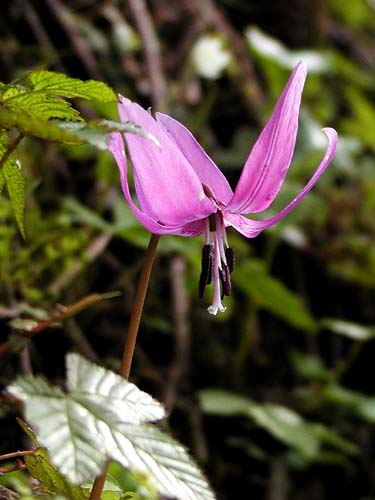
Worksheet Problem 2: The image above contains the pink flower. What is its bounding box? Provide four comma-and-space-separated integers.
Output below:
108, 61, 337, 315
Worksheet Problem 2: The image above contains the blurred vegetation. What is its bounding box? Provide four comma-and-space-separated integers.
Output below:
0, 1, 374, 499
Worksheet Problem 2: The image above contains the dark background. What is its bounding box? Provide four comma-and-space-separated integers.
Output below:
0, 1, 374, 499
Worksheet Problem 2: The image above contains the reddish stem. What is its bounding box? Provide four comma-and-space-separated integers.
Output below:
89, 234, 160, 500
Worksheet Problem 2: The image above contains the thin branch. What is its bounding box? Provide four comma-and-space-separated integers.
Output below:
0, 450, 36, 461
189, 0, 265, 119
48, 232, 112, 295
163, 255, 191, 410
23, 0, 66, 72
45, 0, 103, 80
127, 0, 167, 111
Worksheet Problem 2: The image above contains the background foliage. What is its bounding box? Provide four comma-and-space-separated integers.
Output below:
0, 1, 374, 499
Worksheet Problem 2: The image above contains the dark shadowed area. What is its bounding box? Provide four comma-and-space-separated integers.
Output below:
0, 1, 374, 499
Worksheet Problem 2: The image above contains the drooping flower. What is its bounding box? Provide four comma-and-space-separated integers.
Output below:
108, 61, 337, 315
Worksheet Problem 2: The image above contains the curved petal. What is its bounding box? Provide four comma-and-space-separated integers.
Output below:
156, 112, 233, 205
108, 132, 190, 235
227, 61, 307, 214
117, 96, 215, 226
224, 128, 338, 236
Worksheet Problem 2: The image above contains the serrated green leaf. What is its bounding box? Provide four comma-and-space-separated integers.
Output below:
0, 107, 85, 144
0, 107, 158, 150
59, 119, 160, 150
17, 418, 39, 446
8, 354, 215, 500
66, 354, 165, 424
6, 92, 83, 121
109, 423, 215, 500
22, 71, 116, 102
24, 449, 87, 500
233, 259, 317, 332
0, 132, 25, 237
0, 171, 4, 193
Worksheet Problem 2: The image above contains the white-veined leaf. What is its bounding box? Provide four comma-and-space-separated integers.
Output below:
67, 353, 165, 425
8, 354, 215, 499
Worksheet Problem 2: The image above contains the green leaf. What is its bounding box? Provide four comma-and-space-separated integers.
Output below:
290, 351, 333, 381
0, 132, 25, 237
24, 449, 87, 500
8, 354, 215, 500
82, 477, 122, 500
16, 419, 87, 499
58, 119, 160, 150
19, 70, 116, 102
199, 389, 357, 460
0, 107, 85, 144
0, 107, 158, 150
2, 89, 82, 122
321, 318, 375, 341
0, 71, 115, 124
245, 26, 330, 74
233, 259, 317, 332
323, 384, 375, 423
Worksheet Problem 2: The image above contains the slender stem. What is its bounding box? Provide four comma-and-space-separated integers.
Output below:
89, 233, 160, 500
120, 233, 160, 378
0, 132, 24, 171
0, 450, 36, 461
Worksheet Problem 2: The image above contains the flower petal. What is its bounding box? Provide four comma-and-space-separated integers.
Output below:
117, 96, 215, 226
156, 112, 233, 205
108, 132, 191, 235
227, 61, 307, 214
225, 128, 338, 236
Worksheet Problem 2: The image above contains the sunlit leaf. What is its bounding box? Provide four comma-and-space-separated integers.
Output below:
321, 318, 375, 341
8, 354, 215, 500
245, 26, 329, 73
18, 70, 116, 102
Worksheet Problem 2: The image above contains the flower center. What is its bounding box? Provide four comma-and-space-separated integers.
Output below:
199, 209, 235, 315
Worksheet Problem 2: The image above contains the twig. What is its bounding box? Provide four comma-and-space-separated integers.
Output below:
65, 317, 99, 362
45, 0, 103, 80
23, 0, 66, 72
20, 346, 33, 375
89, 233, 160, 500
189, 0, 265, 119
48, 232, 112, 295
127, 0, 167, 111
0, 450, 36, 461
163, 255, 190, 410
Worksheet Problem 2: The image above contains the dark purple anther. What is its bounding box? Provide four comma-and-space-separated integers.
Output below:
199, 244, 214, 298
225, 247, 235, 273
